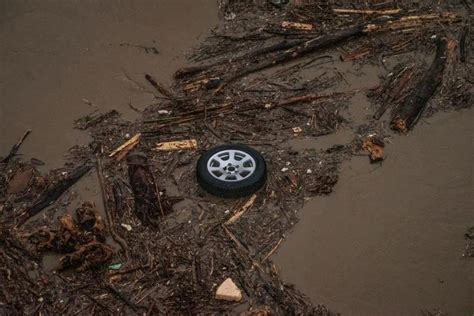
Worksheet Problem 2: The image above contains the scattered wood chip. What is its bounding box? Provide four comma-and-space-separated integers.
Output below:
215, 278, 242, 302
225, 194, 257, 225
362, 136, 385, 163
281, 21, 313, 31
292, 127, 302, 134
286, 171, 299, 189
155, 139, 198, 151
184, 77, 221, 92
109, 133, 141, 161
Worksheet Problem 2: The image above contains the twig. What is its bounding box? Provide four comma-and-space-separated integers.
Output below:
85, 294, 114, 314
144, 74, 176, 101
222, 225, 263, 272
97, 158, 130, 261
225, 194, 257, 225
1, 129, 32, 164
460, 23, 469, 63
262, 238, 283, 263
104, 283, 141, 313
333, 8, 401, 15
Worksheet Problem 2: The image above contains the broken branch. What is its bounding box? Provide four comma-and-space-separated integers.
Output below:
391, 37, 455, 132
1, 129, 32, 165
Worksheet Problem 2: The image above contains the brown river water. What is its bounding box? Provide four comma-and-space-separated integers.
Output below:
274, 109, 474, 315
1, 1, 473, 314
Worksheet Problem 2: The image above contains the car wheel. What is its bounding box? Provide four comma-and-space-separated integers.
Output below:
196, 144, 267, 198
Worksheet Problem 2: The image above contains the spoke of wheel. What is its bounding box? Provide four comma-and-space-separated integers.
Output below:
209, 166, 222, 174
218, 173, 228, 180
242, 158, 252, 166
227, 150, 236, 164
214, 157, 225, 165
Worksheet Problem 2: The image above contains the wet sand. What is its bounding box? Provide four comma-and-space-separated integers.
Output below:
274, 108, 474, 315
0, 0, 218, 169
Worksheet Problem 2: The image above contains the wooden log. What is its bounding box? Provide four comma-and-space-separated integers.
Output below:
391, 37, 454, 132
174, 39, 305, 79
213, 24, 366, 94
126, 153, 171, 225
17, 164, 93, 226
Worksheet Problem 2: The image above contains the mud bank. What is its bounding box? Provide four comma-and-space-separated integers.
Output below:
274, 108, 474, 315
0, 0, 218, 170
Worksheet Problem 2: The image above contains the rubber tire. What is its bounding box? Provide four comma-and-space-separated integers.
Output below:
196, 144, 267, 198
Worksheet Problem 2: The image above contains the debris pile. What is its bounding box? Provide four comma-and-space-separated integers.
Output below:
24, 202, 113, 271
0, 0, 472, 314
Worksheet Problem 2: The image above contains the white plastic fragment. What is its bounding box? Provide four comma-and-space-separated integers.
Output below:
215, 278, 242, 302
306, 169, 312, 174
281, 167, 289, 172
121, 223, 132, 231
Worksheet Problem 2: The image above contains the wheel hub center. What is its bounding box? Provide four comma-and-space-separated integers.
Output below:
224, 164, 238, 174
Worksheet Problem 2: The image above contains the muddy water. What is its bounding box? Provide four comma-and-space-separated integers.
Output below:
0, 0, 218, 170
274, 108, 474, 315
0, 0, 219, 269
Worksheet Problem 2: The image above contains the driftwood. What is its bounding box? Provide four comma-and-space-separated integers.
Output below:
333, 8, 402, 15
391, 37, 454, 132
174, 39, 306, 79
74, 110, 119, 130
225, 194, 257, 225
214, 24, 366, 94
175, 13, 460, 95
96, 158, 130, 261
275, 91, 349, 108
109, 133, 141, 161
144, 74, 176, 101
1, 129, 32, 165
373, 65, 415, 120
281, 21, 313, 31
17, 164, 93, 227
154, 139, 198, 151
127, 153, 172, 225
364, 13, 460, 33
